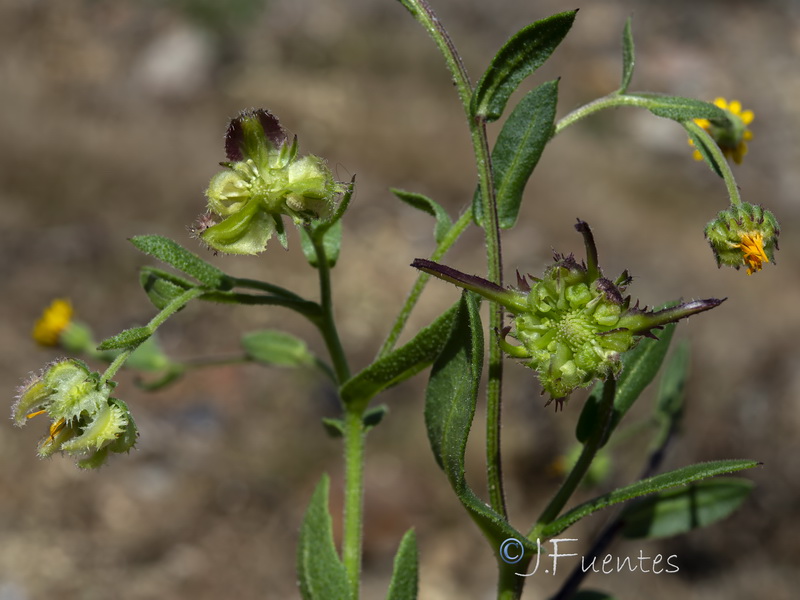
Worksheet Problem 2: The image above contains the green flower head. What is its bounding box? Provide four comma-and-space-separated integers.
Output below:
705, 202, 780, 275
414, 220, 724, 409
12, 359, 137, 468
196, 109, 345, 255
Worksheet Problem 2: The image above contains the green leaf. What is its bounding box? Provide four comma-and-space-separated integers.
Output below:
425, 293, 538, 563
656, 341, 689, 421
241, 330, 315, 367
299, 220, 343, 268
684, 123, 724, 177
542, 459, 760, 538
97, 326, 151, 351
321, 417, 344, 438
627, 93, 728, 123
620, 478, 754, 540
473, 79, 558, 228
386, 529, 418, 600
340, 301, 460, 412
363, 404, 388, 431
140, 266, 196, 310
130, 235, 233, 290
618, 17, 635, 94
392, 189, 452, 244
471, 10, 576, 122
297, 475, 351, 600
425, 292, 483, 474
125, 335, 171, 372
576, 323, 675, 445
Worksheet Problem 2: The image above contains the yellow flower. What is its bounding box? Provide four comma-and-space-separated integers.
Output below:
691, 97, 754, 164
705, 202, 779, 275
32, 299, 73, 346
735, 231, 769, 275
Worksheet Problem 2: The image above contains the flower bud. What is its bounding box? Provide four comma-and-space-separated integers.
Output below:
705, 202, 780, 275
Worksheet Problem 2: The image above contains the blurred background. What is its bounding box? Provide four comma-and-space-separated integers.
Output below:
1, 0, 798, 598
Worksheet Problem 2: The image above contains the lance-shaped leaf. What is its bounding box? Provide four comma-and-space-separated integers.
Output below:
339, 301, 460, 412
386, 529, 418, 600
297, 475, 351, 600
97, 326, 152, 351
541, 459, 760, 538
618, 17, 635, 94
392, 189, 452, 244
620, 478, 754, 540
576, 322, 676, 445
242, 330, 315, 367
473, 79, 558, 228
684, 122, 725, 178
130, 235, 233, 290
471, 10, 576, 122
425, 292, 538, 565
140, 266, 196, 310
626, 93, 729, 124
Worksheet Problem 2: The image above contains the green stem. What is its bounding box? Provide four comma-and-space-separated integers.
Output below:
342, 409, 365, 596
311, 237, 350, 384
683, 120, 742, 205
377, 208, 472, 359
308, 234, 361, 597
99, 287, 204, 383
556, 94, 742, 207
398, 0, 507, 519
530, 378, 617, 538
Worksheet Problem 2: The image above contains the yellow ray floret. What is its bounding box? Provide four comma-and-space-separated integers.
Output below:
32, 299, 73, 346
735, 232, 769, 275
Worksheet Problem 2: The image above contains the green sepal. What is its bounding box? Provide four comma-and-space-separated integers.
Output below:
140, 266, 196, 310
97, 326, 152, 351
576, 322, 675, 445
618, 17, 635, 94
392, 189, 452, 244
473, 79, 558, 228
340, 300, 460, 413
274, 214, 289, 250
620, 477, 754, 540
541, 459, 760, 538
107, 398, 138, 454
425, 292, 537, 573
297, 474, 352, 600
130, 235, 233, 290
386, 529, 418, 600
471, 10, 576, 122
241, 330, 315, 367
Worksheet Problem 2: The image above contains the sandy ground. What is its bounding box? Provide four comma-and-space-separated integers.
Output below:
1, 1, 799, 598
